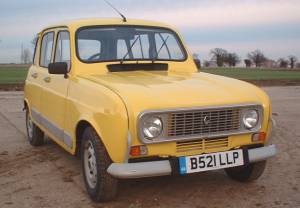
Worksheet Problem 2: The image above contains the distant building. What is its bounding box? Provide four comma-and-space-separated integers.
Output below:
262, 59, 277, 68
205, 61, 218, 68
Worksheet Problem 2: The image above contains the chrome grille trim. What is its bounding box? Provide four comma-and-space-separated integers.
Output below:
168, 108, 240, 137
138, 104, 263, 144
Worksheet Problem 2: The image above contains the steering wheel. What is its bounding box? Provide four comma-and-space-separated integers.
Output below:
87, 52, 102, 61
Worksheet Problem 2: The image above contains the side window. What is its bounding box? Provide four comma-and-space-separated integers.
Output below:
40, 32, 54, 67
55, 31, 71, 70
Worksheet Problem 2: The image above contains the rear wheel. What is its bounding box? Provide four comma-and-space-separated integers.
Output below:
26, 109, 44, 146
81, 127, 118, 202
225, 160, 266, 182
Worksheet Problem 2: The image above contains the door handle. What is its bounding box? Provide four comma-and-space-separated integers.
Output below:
43, 77, 51, 83
31, 72, 38, 79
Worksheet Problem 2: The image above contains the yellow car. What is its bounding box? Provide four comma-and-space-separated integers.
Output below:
24, 18, 276, 201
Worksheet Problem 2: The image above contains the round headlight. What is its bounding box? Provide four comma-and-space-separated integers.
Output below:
142, 117, 163, 139
243, 109, 259, 129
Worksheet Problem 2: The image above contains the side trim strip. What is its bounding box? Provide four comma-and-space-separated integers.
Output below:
31, 108, 73, 149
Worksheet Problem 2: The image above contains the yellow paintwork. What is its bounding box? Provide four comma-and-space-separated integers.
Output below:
24, 18, 272, 163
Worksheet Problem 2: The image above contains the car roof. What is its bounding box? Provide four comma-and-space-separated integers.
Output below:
40, 18, 173, 33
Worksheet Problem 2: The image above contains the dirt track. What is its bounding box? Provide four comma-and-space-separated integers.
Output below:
0, 86, 299, 208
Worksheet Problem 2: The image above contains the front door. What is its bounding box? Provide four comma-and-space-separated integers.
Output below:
39, 29, 72, 150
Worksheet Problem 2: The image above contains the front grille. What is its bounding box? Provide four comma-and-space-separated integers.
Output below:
138, 104, 262, 144
176, 137, 228, 152
168, 108, 240, 138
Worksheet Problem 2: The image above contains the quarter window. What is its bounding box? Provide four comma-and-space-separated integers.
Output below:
55, 31, 71, 70
40, 32, 54, 67
32, 35, 39, 65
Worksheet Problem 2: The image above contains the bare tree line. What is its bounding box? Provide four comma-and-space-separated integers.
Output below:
20, 45, 32, 64
1, 37, 299, 68
201, 48, 299, 69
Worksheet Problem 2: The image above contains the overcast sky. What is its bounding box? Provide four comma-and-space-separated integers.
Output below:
0, 0, 299, 63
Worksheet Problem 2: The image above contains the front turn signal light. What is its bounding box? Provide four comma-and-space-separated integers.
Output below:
130, 145, 148, 157
252, 132, 266, 142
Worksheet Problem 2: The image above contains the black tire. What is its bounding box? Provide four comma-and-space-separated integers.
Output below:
26, 109, 44, 146
225, 160, 266, 182
81, 127, 118, 202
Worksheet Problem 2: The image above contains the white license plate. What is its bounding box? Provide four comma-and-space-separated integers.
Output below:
179, 149, 244, 174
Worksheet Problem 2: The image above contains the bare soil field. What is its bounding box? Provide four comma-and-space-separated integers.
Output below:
0, 87, 299, 208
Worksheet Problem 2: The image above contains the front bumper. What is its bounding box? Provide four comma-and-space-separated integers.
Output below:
107, 144, 277, 179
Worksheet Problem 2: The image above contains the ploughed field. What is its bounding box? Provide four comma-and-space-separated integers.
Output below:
0, 86, 299, 207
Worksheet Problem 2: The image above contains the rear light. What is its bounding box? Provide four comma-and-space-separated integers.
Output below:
252, 132, 266, 142
129, 145, 148, 156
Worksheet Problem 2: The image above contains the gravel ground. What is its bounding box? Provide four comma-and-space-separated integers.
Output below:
0, 86, 299, 208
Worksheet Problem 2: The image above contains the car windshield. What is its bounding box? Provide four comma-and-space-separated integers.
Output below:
76, 26, 186, 63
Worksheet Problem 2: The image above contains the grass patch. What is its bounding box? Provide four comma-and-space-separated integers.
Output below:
0, 66, 28, 84
0, 65, 300, 85
202, 68, 300, 80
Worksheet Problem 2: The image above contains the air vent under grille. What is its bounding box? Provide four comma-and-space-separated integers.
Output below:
176, 137, 228, 152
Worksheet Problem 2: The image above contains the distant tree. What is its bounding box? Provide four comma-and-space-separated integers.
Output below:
203, 60, 210, 67
192, 53, 199, 59
247, 50, 267, 67
224, 53, 240, 67
31, 36, 38, 47
288, 55, 297, 69
210, 48, 228, 67
278, 58, 289, 68
296, 63, 300, 69
21, 48, 31, 64
244, 59, 252, 67
192, 53, 201, 70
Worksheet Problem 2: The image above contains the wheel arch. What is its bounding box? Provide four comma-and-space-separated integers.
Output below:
74, 117, 128, 163
75, 120, 92, 156
23, 99, 30, 111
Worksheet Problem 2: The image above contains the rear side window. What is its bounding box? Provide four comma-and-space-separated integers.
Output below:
55, 31, 71, 70
40, 32, 54, 67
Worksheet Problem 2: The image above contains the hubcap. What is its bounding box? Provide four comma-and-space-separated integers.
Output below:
84, 140, 98, 188
27, 114, 33, 139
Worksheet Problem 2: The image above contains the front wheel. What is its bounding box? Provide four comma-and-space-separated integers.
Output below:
26, 109, 44, 146
81, 127, 118, 202
225, 161, 266, 182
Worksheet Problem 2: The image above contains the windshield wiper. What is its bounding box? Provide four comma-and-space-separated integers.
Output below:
120, 36, 140, 64
152, 35, 169, 63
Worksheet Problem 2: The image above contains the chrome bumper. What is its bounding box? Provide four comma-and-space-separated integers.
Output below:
107, 160, 172, 179
107, 145, 277, 179
248, 144, 277, 163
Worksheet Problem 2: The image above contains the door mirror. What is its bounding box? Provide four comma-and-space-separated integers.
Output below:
48, 62, 68, 75
194, 58, 201, 70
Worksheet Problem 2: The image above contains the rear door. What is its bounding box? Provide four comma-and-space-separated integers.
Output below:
39, 29, 72, 149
